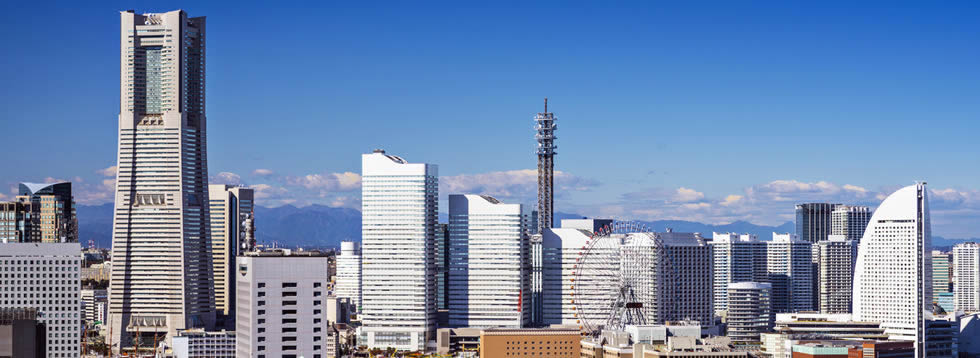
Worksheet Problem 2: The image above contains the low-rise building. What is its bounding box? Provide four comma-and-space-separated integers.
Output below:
479, 327, 580, 358
172, 329, 235, 358
436, 327, 481, 356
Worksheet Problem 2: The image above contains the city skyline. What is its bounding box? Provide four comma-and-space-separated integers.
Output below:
2, 2, 979, 238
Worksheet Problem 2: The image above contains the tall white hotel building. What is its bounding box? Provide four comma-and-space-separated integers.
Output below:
448, 194, 530, 328
109, 10, 215, 351
361, 150, 438, 351
853, 184, 932, 357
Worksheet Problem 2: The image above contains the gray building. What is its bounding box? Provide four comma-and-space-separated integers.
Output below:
795, 203, 842, 244
659, 230, 714, 325
816, 235, 858, 314
726, 282, 773, 344
0, 243, 81, 357
208, 184, 255, 330
236, 250, 332, 358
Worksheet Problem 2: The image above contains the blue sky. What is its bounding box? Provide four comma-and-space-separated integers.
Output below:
1, 1, 979, 237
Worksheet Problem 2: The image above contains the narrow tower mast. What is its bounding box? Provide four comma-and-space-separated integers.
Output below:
535, 98, 557, 232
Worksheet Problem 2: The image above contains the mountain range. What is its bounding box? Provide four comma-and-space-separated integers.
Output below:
76, 204, 975, 250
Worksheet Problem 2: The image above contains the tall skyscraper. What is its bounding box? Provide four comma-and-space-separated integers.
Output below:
109, 10, 214, 352
853, 184, 932, 357
796, 203, 842, 244
208, 184, 254, 329
534, 99, 557, 233
816, 235, 858, 314
766, 233, 813, 313
361, 150, 437, 351
831, 205, 872, 242
0, 243, 82, 357
448, 194, 530, 328
0, 182, 77, 243
335, 241, 362, 311
710, 232, 767, 314
953, 243, 980, 312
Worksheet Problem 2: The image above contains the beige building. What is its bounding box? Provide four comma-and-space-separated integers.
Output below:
208, 184, 254, 328
479, 327, 581, 358
108, 9, 213, 353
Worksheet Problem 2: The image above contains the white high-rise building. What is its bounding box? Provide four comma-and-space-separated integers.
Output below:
208, 184, 254, 328
541, 227, 597, 326
831, 205, 873, 242
0, 243, 82, 358
448, 194, 530, 328
766, 233, 813, 313
336, 241, 362, 311
236, 252, 331, 358
109, 9, 214, 351
710, 233, 767, 314
953, 242, 980, 312
853, 184, 932, 357
361, 150, 438, 351
816, 235, 858, 314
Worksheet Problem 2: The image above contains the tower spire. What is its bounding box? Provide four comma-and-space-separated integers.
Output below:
535, 99, 557, 233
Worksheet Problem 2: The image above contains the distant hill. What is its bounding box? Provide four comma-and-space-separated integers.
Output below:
76, 205, 974, 249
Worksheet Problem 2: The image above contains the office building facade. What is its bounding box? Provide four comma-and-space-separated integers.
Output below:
0, 182, 77, 243
953, 242, 980, 312
360, 150, 438, 350
726, 282, 773, 343
853, 184, 932, 357
830, 205, 872, 242
816, 236, 858, 314
0, 243, 82, 358
932, 251, 953, 297
766, 233, 813, 313
710, 233, 767, 314
796, 203, 842, 244
109, 9, 215, 351
335, 241, 362, 311
448, 194, 530, 328
208, 184, 254, 328
236, 253, 331, 358
659, 231, 714, 325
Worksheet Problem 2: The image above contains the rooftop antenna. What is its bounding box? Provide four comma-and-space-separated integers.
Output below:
544, 97, 548, 113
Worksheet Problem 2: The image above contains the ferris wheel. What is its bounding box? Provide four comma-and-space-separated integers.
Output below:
571, 221, 675, 336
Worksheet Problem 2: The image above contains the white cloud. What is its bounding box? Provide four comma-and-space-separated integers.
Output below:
252, 169, 275, 176
211, 172, 243, 186
96, 166, 118, 177
672, 187, 705, 202
441, 169, 598, 202
287, 172, 361, 192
